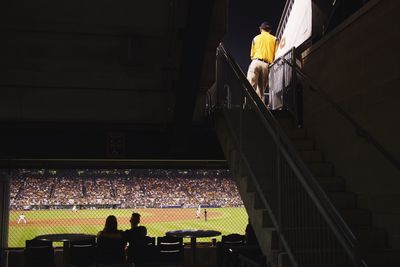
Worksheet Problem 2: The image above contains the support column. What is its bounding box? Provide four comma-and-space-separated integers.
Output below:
0, 169, 10, 267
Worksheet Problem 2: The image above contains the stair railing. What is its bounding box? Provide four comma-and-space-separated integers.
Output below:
276, 0, 294, 41
216, 43, 366, 267
268, 48, 303, 127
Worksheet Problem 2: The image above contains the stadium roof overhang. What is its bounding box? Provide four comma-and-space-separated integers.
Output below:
0, 0, 228, 161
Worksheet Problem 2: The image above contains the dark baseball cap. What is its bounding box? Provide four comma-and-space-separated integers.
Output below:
259, 21, 271, 31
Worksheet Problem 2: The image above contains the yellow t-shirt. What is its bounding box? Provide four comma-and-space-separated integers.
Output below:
250, 31, 277, 63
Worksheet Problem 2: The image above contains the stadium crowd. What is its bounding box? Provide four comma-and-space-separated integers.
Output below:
10, 169, 244, 210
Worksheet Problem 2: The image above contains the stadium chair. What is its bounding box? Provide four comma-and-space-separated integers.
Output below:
126, 236, 156, 267
156, 236, 184, 267
68, 238, 96, 267
217, 234, 246, 267
24, 239, 55, 267
96, 235, 126, 267
221, 234, 246, 246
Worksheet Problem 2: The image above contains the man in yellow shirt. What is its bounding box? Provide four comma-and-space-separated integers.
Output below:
247, 22, 277, 103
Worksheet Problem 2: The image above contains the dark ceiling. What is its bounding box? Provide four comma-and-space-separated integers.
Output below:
0, 0, 228, 162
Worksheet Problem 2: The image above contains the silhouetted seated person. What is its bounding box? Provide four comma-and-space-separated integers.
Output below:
245, 220, 261, 251
96, 215, 126, 265
124, 212, 151, 264
237, 220, 265, 266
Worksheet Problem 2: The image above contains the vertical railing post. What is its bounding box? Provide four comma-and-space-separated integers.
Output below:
216, 47, 221, 108
239, 89, 244, 164
282, 59, 286, 111
290, 48, 296, 124
276, 140, 283, 253
225, 85, 231, 109
290, 47, 301, 127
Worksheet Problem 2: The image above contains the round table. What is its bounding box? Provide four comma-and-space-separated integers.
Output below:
35, 233, 96, 243
166, 229, 221, 267
166, 229, 221, 248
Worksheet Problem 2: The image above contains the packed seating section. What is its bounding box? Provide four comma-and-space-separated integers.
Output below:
10, 169, 243, 210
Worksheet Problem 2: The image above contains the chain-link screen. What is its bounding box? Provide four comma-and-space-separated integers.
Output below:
8, 168, 247, 247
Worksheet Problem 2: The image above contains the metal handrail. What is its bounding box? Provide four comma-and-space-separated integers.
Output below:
217, 43, 366, 266
281, 57, 400, 174
276, 0, 293, 40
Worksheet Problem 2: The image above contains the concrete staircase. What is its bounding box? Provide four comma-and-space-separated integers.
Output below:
215, 109, 279, 266
275, 112, 400, 267
215, 109, 400, 267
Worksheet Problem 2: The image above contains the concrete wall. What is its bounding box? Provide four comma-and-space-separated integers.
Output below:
300, 0, 400, 248
0, 0, 183, 124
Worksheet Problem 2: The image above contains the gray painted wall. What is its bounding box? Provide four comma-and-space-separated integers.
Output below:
0, 0, 183, 124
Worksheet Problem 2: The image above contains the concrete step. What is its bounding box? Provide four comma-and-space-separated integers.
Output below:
245, 177, 256, 193
293, 139, 314, 150
253, 192, 264, 209
241, 192, 255, 219
299, 150, 323, 162
278, 118, 296, 130
250, 209, 278, 258
285, 128, 307, 140
339, 209, 372, 227
370, 212, 400, 250
327, 192, 357, 209
252, 209, 275, 234
308, 162, 334, 177
258, 227, 279, 258
237, 176, 249, 199
365, 249, 400, 267
277, 252, 293, 267
317, 176, 345, 192
271, 110, 296, 129
353, 226, 387, 250
259, 209, 273, 228
244, 190, 264, 211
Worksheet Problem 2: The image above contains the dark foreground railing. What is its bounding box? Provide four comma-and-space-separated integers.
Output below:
215, 43, 366, 267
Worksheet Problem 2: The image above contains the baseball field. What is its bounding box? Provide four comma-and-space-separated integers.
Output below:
8, 207, 248, 247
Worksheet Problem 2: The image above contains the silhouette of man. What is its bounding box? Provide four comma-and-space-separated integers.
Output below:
124, 212, 147, 244
245, 219, 260, 248
124, 212, 148, 263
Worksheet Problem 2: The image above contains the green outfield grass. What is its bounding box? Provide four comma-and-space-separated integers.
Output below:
8, 207, 248, 247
